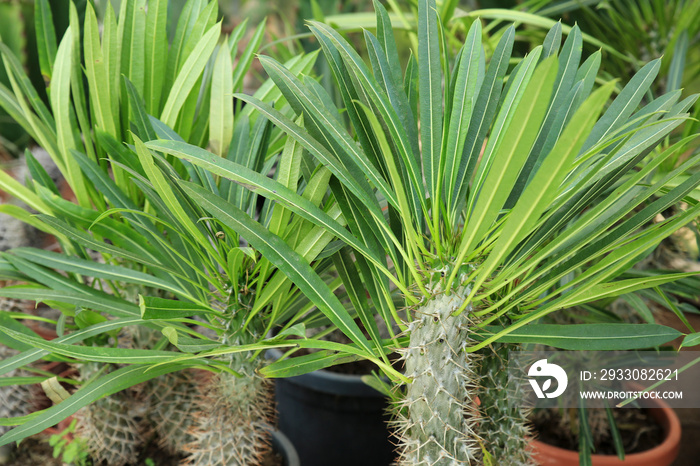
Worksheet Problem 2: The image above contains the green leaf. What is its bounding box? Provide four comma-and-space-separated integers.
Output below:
681, 333, 700, 348
123, 76, 157, 141
163, 0, 204, 95
25, 149, 59, 195
261, 350, 363, 378
102, 3, 120, 132
140, 296, 218, 320
0, 42, 55, 130
666, 31, 687, 93
450, 26, 514, 222
148, 140, 397, 288
232, 19, 265, 92
10, 248, 186, 297
34, 0, 57, 84
118, 0, 147, 97
84, 2, 117, 137
455, 9, 631, 62
209, 43, 234, 157
161, 327, 222, 353
306, 23, 426, 215
276, 323, 307, 339
235, 93, 385, 223
605, 404, 625, 461
144, 0, 168, 114
540, 21, 562, 59
443, 20, 481, 213
160, 22, 220, 128
36, 215, 166, 273
476, 324, 681, 350
0, 317, 146, 376
476, 81, 616, 283
133, 136, 222, 268
563, 271, 700, 309
0, 313, 40, 352
1, 254, 95, 297
418, 0, 443, 203
0, 287, 139, 318
50, 28, 88, 208
509, 25, 583, 204
67, 3, 95, 166
258, 55, 399, 212
332, 248, 383, 350
582, 59, 660, 151
0, 327, 178, 364
453, 55, 558, 275
241, 51, 319, 118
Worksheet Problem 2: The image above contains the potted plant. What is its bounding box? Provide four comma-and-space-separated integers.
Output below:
2, 1, 698, 465
0, 0, 333, 464
213, 0, 700, 463
529, 396, 682, 465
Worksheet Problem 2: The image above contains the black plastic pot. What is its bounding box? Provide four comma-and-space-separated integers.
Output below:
271, 429, 300, 466
268, 349, 395, 466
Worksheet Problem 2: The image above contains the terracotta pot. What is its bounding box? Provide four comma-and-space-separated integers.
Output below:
529, 395, 681, 465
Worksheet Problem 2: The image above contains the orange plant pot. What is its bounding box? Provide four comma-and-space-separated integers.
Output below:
529, 396, 681, 466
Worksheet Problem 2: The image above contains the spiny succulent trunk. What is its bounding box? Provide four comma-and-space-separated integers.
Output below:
76, 362, 146, 466
395, 291, 480, 465
147, 369, 200, 454
476, 343, 533, 465
0, 345, 33, 437
186, 356, 274, 466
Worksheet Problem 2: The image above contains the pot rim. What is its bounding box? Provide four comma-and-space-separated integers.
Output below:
529, 393, 681, 465
270, 429, 300, 466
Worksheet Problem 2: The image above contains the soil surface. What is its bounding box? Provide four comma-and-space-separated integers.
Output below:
531, 407, 663, 455
260, 448, 284, 466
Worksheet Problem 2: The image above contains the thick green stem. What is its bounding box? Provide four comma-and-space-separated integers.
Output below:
476, 343, 533, 465
395, 290, 481, 465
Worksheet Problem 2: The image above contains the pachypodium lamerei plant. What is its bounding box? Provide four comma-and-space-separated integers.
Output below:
0, 77, 356, 465
211, 0, 700, 463
0, 123, 375, 465
0, 0, 350, 464
1, 1, 699, 465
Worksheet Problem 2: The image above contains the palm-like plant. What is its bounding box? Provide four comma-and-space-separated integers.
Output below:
0, 0, 334, 464
1, 1, 698, 464
0, 94, 347, 464
216, 0, 700, 463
